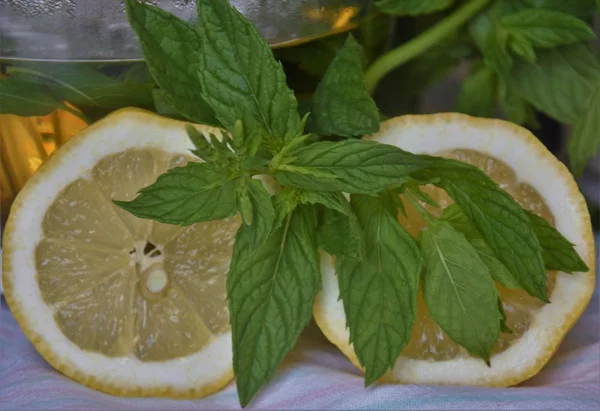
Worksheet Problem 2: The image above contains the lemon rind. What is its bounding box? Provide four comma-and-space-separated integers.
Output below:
314, 113, 595, 387
2, 108, 235, 399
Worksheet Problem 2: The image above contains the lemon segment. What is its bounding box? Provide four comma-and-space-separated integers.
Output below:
3, 109, 236, 398
92, 149, 170, 243
314, 113, 595, 387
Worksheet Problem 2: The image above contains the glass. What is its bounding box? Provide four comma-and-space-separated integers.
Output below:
0, 109, 88, 220
1, 0, 374, 62
0, 0, 386, 222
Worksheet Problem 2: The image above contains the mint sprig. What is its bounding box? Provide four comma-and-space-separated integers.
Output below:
122, 0, 590, 405
227, 205, 320, 406
337, 193, 421, 384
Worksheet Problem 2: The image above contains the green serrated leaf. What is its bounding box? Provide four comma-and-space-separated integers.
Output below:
501, 9, 596, 49
568, 83, 600, 176
227, 205, 320, 406
416, 160, 548, 301
317, 206, 364, 259
501, 86, 530, 125
456, 66, 498, 118
301, 191, 364, 259
272, 188, 301, 228
442, 206, 522, 289
512, 43, 600, 124
152, 89, 184, 119
195, 0, 301, 149
337, 194, 421, 385
526, 211, 589, 272
377, 0, 455, 16
0, 76, 67, 117
124, 0, 218, 125
470, 238, 523, 289
443, 203, 588, 274
310, 35, 380, 138
479, 27, 531, 125
8, 63, 154, 110
115, 162, 238, 226
479, 20, 512, 75
275, 139, 433, 194
522, 0, 597, 20
440, 204, 482, 237
420, 220, 501, 363
244, 179, 276, 246
509, 33, 537, 63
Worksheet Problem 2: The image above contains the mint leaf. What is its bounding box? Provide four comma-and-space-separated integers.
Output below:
195, 0, 301, 148
8, 63, 154, 110
317, 206, 363, 259
521, 0, 597, 20
512, 43, 600, 124
441, 204, 482, 239
467, 3, 539, 125
420, 220, 501, 363
444, 203, 588, 274
227, 205, 320, 406
152, 89, 184, 119
275, 139, 433, 194
480, 27, 530, 125
115, 162, 238, 225
418, 160, 548, 301
0, 76, 67, 116
243, 178, 275, 246
508, 33, 537, 63
125, 0, 217, 125
501, 9, 596, 49
337, 194, 421, 384
299, 190, 348, 213
568, 83, 600, 176
470, 238, 523, 289
526, 211, 589, 272
272, 188, 301, 229
377, 0, 455, 16
456, 66, 498, 117
300, 191, 363, 259
310, 35, 379, 138
442, 205, 524, 289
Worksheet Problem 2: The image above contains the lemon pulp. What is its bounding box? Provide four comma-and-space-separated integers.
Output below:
35, 148, 239, 361
399, 149, 557, 361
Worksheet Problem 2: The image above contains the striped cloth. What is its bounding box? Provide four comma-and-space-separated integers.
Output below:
1, 255, 598, 410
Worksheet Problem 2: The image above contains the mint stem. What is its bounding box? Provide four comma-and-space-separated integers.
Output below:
364, 0, 492, 93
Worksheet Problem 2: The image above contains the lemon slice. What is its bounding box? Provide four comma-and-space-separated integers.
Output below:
2, 109, 239, 398
314, 113, 595, 386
